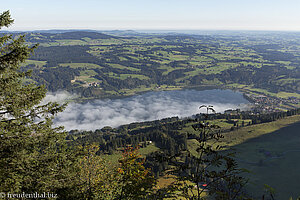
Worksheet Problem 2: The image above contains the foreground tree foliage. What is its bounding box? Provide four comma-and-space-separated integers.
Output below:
76, 144, 118, 200
0, 11, 156, 199
116, 147, 156, 199
0, 10, 76, 196
75, 145, 156, 200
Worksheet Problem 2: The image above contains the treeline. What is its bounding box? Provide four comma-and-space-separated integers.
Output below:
71, 107, 300, 152
194, 108, 300, 124
70, 108, 300, 177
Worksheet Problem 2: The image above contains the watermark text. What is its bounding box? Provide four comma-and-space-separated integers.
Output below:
0, 192, 57, 199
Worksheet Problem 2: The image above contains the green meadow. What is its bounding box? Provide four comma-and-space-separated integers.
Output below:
22, 31, 300, 108
218, 115, 300, 199
231, 119, 300, 199
22, 60, 47, 68
59, 63, 103, 69
184, 115, 300, 199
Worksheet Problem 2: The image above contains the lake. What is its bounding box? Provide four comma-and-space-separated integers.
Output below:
53, 89, 250, 131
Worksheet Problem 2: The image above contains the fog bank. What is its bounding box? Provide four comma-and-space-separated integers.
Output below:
51, 89, 249, 131
41, 90, 78, 104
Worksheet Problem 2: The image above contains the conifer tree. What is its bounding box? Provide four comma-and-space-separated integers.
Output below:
0, 10, 74, 195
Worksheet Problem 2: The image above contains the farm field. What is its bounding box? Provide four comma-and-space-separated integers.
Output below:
17, 31, 299, 108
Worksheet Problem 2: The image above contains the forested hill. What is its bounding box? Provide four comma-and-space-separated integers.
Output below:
17, 30, 300, 106
23, 31, 119, 43
69, 107, 300, 199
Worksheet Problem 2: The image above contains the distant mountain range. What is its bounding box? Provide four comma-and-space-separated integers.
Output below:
0, 29, 148, 37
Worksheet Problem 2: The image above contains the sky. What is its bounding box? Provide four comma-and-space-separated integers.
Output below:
2, 0, 300, 31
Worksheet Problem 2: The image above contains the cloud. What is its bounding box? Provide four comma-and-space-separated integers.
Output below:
52, 89, 250, 131
40, 90, 78, 104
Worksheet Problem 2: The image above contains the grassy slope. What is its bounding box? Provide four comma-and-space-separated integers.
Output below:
219, 115, 300, 147
22, 60, 47, 67
185, 115, 300, 199
100, 116, 300, 198
101, 143, 159, 166
227, 116, 300, 199
209, 115, 300, 199
59, 63, 103, 69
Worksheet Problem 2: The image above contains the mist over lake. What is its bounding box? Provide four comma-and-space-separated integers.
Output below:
52, 89, 250, 131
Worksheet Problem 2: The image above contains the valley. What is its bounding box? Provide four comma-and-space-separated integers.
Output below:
2, 2, 300, 199
17, 30, 300, 112
5, 30, 300, 198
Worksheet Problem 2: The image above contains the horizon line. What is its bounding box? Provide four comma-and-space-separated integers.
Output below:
2, 28, 300, 33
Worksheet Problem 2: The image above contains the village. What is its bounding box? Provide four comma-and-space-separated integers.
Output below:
244, 93, 300, 113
